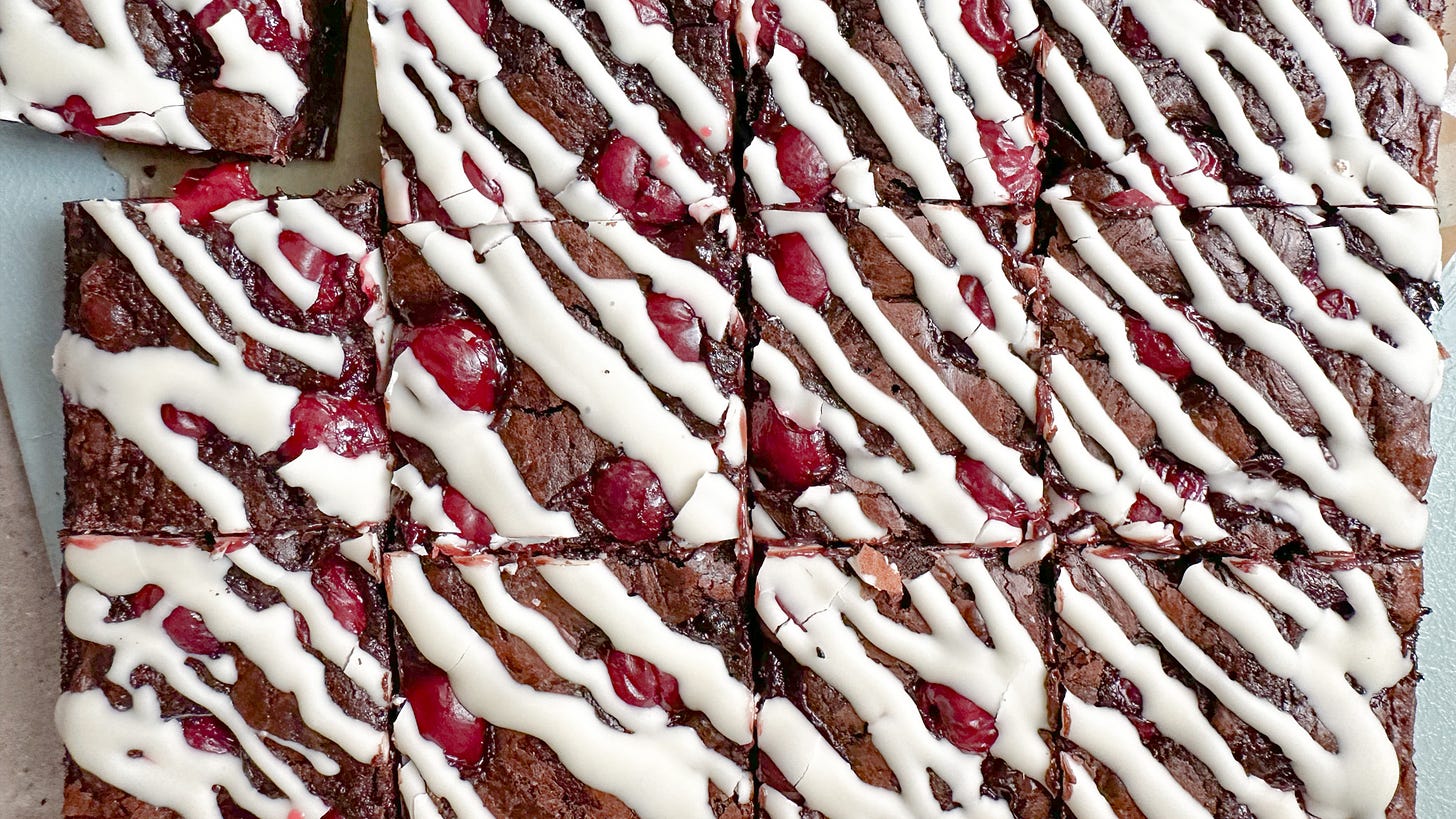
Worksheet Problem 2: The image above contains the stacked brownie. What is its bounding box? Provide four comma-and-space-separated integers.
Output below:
53, 164, 397, 816
34, 0, 1445, 815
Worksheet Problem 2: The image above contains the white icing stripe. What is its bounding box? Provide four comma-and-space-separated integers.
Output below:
792, 486, 888, 540
755, 553, 1050, 816
1057, 554, 1411, 818
59, 537, 389, 818
207, 11, 307, 118
385, 552, 752, 819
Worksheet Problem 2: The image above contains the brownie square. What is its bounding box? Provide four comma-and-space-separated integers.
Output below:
746, 204, 1046, 547
1036, 0, 1444, 208
385, 542, 754, 817
384, 217, 746, 552
740, 0, 1044, 210
57, 531, 394, 818
56, 165, 394, 536
368, 0, 736, 231
1035, 179, 1439, 557
1053, 546, 1421, 819
0, 0, 350, 161
754, 543, 1059, 817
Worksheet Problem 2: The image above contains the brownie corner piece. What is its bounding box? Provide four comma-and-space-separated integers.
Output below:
0, 0, 349, 161
385, 542, 754, 817
754, 543, 1059, 818
58, 166, 393, 535
57, 531, 394, 819
1052, 545, 1420, 818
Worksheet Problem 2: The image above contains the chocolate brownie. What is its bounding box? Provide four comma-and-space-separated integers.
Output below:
754, 544, 1058, 817
746, 204, 1046, 547
1035, 176, 1440, 557
57, 531, 393, 818
1054, 546, 1421, 819
384, 217, 746, 551
1035, 0, 1445, 208
0, 0, 349, 160
385, 542, 754, 818
740, 0, 1045, 210
368, 0, 737, 231
56, 164, 394, 535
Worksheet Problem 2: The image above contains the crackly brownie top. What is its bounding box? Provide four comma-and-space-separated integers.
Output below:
56, 165, 393, 533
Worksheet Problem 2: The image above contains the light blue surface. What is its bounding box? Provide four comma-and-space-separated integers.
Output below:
0, 118, 1452, 811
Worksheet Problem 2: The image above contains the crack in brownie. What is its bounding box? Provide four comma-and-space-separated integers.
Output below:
0, 0, 350, 160
58, 531, 394, 818
385, 543, 754, 818
55, 165, 394, 535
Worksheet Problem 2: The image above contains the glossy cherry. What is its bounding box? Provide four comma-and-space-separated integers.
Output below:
750, 400, 839, 490
645, 292, 704, 362
978, 120, 1039, 203
446, 0, 489, 36
311, 553, 368, 636
1111, 676, 1157, 741
915, 680, 999, 755
776, 126, 831, 204
1301, 269, 1359, 320
171, 163, 259, 225
955, 456, 1030, 527
403, 665, 488, 767
606, 649, 684, 711
401, 318, 506, 413
959, 0, 1017, 63
958, 275, 996, 330
1139, 150, 1188, 207
769, 232, 829, 309
278, 230, 344, 288
752, 0, 805, 56
1126, 315, 1193, 381
442, 486, 497, 544
130, 584, 166, 618
181, 715, 240, 755
278, 393, 388, 461
53, 96, 132, 137
589, 457, 674, 542
462, 154, 505, 205
163, 607, 224, 657
594, 133, 688, 226
162, 404, 216, 440
1146, 454, 1208, 503
1092, 189, 1159, 217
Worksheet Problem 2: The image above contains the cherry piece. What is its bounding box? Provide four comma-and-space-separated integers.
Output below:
462, 154, 505, 205
1139, 149, 1188, 207
594, 133, 688, 226
606, 649, 684, 711
759, 755, 803, 800
1146, 454, 1208, 504
645, 292, 704, 362
53, 96, 132, 137
161, 404, 216, 440
181, 716, 239, 755
1092, 189, 1159, 217
171, 163, 259, 225
278, 393, 388, 461
629, 0, 671, 26
1127, 494, 1163, 523
311, 554, 367, 636
960, 0, 1017, 63
1350, 0, 1377, 27
1301, 268, 1359, 320
775, 126, 831, 204
977, 120, 1039, 203
278, 230, 343, 286
958, 275, 997, 330
1117, 8, 1158, 59
413, 175, 456, 228
589, 457, 674, 542
955, 456, 1030, 527
403, 11, 435, 52
769, 232, 829, 309
915, 680, 999, 755
1126, 315, 1193, 381
164, 607, 224, 657
443, 486, 497, 544
750, 400, 839, 490
294, 610, 312, 646
447, 0, 489, 36
403, 666, 488, 767
401, 318, 506, 413
1111, 676, 1157, 741
130, 584, 166, 617
194, 0, 294, 53
752, 0, 806, 57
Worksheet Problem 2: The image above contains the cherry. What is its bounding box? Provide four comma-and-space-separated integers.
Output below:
311, 553, 368, 636
403, 11, 434, 52
959, 0, 1017, 64
1091, 189, 1159, 217
443, 486, 497, 544
628, 0, 671, 27
278, 230, 344, 287
52, 96, 132, 137
294, 610, 312, 646
589, 457, 674, 542
401, 318, 506, 413
759, 755, 802, 800
1127, 494, 1163, 523
194, 0, 295, 53
1350, 0, 1377, 27
181, 716, 239, 755
1126, 315, 1193, 381
775, 126, 831, 204
606, 649, 684, 711
1300, 269, 1359, 320
645, 292, 704, 362
413, 175, 456, 227
915, 680, 998, 755
1117, 8, 1158, 59
446, 0, 489, 36
403, 666, 488, 767
750, 400, 839, 490
130, 584, 166, 617
958, 275, 997, 330
164, 607, 224, 657
1139, 150, 1188, 207
278, 393, 388, 461
161, 404, 216, 440
955, 456, 1030, 527
171, 163, 259, 225
462, 154, 505, 205
1111, 676, 1157, 741
769, 232, 829, 309
1146, 454, 1208, 503
752, 0, 806, 57
978, 120, 1039, 203
593, 133, 688, 226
